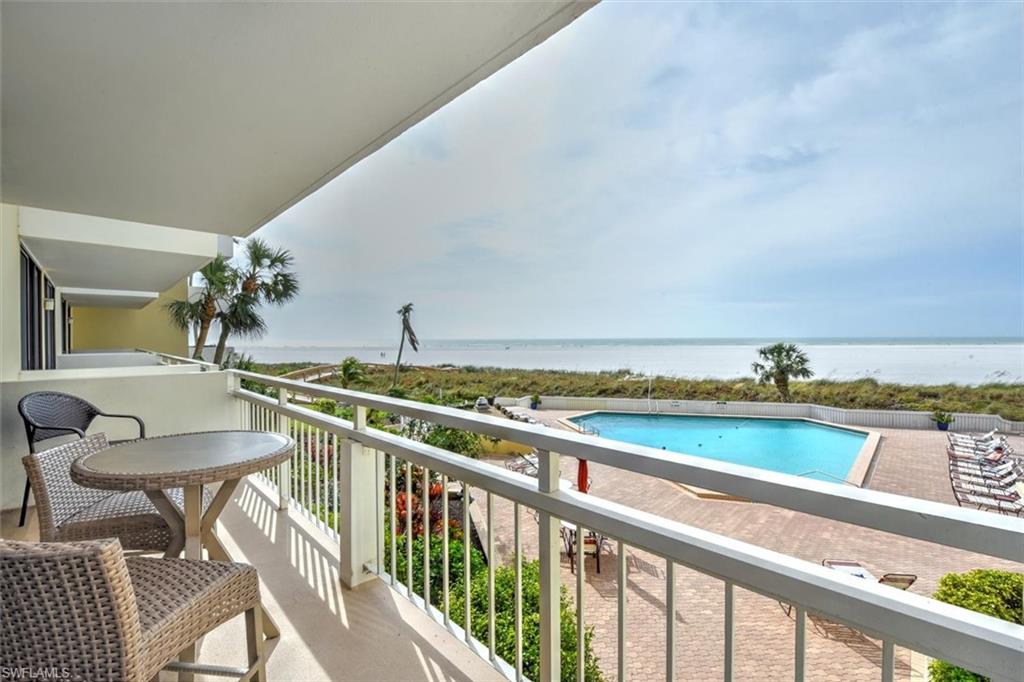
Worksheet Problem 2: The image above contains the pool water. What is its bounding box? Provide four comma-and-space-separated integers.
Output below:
569, 413, 868, 483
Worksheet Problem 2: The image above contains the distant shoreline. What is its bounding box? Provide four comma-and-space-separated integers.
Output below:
250, 363, 1024, 422
243, 336, 1024, 349
235, 339, 1023, 386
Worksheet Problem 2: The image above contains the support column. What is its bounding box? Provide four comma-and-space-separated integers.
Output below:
339, 405, 376, 588
537, 448, 561, 682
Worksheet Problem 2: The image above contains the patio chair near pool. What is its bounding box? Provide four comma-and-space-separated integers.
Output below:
781, 560, 916, 617
561, 521, 609, 574
947, 452, 1017, 476
949, 467, 1019, 491
505, 451, 539, 476
0, 538, 270, 681
950, 477, 1023, 515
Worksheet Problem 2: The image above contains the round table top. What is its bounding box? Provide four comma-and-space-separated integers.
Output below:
71, 430, 294, 491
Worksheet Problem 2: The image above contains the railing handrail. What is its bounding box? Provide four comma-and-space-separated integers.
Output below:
234, 388, 1024, 681
228, 369, 1023, 563
137, 348, 218, 371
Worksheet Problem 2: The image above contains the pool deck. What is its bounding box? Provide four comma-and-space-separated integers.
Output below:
482, 408, 1023, 681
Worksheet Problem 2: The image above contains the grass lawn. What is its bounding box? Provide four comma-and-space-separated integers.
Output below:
248, 362, 1024, 422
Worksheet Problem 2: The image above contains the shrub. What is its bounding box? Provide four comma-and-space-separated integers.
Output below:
929, 569, 1023, 681
423, 425, 483, 457
450, 560, 603, 682
387, 526, 602, 681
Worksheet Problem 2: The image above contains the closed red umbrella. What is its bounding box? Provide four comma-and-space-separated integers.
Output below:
577, 458, 589, 493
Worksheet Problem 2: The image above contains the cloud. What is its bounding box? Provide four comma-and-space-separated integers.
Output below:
256, 1, 1022, 343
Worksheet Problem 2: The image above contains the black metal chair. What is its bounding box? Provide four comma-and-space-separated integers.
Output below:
17, 391, 145, 526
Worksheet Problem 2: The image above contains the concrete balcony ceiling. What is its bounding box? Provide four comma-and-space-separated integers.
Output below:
59, 288, 160, 310
18, 207, 223, 293
1, 1, 594, 236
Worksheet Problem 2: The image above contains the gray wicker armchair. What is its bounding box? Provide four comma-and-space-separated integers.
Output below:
22, 433, 212, 552
18, 390, 146, 526
0, 538, 268, 681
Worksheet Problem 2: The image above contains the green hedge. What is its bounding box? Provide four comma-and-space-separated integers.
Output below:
388, 528, 603, 681
929, 569, 1023, 681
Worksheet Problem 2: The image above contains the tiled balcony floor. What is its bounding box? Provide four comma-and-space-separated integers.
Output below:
2, 485, 503, 682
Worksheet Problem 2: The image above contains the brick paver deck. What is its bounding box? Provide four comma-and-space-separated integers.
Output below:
477, 411, 1022, 681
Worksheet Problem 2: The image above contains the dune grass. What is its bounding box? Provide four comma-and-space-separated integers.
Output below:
249, 362, 1024, 422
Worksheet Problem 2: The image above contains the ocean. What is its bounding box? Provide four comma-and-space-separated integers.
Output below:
236, 338, 1023, 386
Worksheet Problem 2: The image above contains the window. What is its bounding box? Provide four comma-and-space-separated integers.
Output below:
19, 246, 55, 370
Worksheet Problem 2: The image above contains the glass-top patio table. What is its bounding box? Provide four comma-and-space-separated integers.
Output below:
71, 430, 294, 644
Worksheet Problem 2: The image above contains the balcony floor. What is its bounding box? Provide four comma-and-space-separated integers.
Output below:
2, 483, 503, 682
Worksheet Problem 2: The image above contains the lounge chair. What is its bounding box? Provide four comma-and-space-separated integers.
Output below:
950, 468, 1018, 490
505, 451, 539, 476
950, 478, 1022, 515
948, 451, 1014, 472
878, 573, 917, 590
949, 430, 1002, 446
782, 561, 916, 617
948, 433, 1014, 456
0, 538, 270, 681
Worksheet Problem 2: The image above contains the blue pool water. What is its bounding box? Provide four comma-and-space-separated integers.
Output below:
569, 413, 868, 483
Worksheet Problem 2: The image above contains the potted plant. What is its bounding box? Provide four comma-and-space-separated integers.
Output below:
530, 394, 542, 410
930, 410, 955, 431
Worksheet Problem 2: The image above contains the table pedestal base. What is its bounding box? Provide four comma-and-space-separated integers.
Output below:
146, 479, 282, 644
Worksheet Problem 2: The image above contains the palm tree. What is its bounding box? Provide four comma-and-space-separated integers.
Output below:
210, 239, 300, 365
393, 303, 419, 386
751, 343, 814, 402
212, 291, 267, 366
337, 356, 368, 389
166, 255, 233, 359
237, 238, 300, 302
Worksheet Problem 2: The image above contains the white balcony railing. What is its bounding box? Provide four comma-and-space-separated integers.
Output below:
228, 369, 1023, 682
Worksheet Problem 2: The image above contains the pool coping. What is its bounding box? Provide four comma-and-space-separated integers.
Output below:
557, 411, 881, 500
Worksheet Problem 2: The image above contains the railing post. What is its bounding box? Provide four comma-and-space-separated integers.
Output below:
340, 405, 376, 589
537, 448, 561, 682
277, 388, 290, 511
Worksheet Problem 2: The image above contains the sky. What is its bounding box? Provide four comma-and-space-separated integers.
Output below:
254, 1, 1023, 345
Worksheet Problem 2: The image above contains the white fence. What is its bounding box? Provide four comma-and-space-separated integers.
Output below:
228, 370, 1022, 682
497, 395, 1024, 433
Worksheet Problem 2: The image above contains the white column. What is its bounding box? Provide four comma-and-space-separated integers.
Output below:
537, 448, 561, 681
339, 405, 376, 589
0, 205, 22, 380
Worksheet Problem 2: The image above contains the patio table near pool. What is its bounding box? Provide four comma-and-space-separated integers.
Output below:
71, 429, 294, 642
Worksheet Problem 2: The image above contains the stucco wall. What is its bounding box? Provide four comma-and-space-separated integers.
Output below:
71, 279, 188, 356
1, 370, 238, 510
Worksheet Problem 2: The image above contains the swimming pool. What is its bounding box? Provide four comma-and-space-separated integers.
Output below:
568, 412, 871, 484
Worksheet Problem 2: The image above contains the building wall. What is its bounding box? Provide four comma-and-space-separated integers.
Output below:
71, 280, 188, 356
1, 369, 238, 510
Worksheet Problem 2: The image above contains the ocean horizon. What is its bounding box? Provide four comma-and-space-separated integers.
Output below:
236, 337, 1024, 386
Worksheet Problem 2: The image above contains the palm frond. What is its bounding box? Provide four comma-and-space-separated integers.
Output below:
264, 271, 300, 305
165, 299, 203, 332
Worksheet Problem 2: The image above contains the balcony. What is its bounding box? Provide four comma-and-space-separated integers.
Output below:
3, 366, 1020, 682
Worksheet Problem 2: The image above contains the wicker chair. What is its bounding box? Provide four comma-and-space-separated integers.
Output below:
0, 538, 268, 681
22, 433, 212, 552
18, 391, 146, 526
